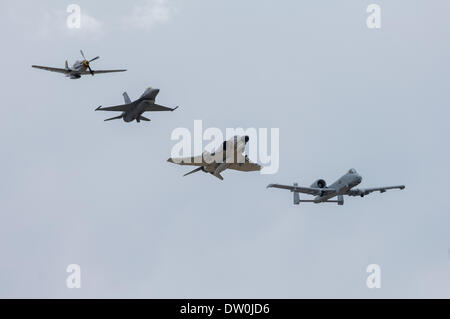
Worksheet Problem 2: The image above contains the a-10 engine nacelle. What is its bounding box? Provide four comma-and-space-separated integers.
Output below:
310, 179, 327, 188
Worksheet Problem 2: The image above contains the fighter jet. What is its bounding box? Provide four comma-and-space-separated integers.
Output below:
95, 87, 178, 122
267, 168, 405, 205
31, 50, 126, 79
167, 135, 261, 180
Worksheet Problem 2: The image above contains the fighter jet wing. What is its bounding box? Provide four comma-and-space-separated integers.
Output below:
167, 155, 209, 166
267, 184, 335, 196
80, 69, 127, 75
228, 157, 262, 172
95, 103, 135, 112
144, 103, 179, 112
347, 185, 405, 197
31, 65, 70, 74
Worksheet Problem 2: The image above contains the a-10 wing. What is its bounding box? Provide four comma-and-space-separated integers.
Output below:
267, 184, 335, 196
347, 185, 405, 197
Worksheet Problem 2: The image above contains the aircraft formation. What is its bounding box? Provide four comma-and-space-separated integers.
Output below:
32, 51, 405, 206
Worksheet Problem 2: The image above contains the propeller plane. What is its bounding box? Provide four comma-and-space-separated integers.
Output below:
32, 50, 126, 79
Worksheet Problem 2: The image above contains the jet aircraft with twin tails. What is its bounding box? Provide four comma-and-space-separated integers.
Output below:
267, 169, 405, 205
167, 135, 261, 180
95, 87, 178, 123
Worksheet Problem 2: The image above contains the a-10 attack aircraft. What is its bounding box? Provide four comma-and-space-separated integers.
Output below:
95, 87, 178, 122
267, 168, 405, 205
167, 135, 261, 180
31, 50, 126, 79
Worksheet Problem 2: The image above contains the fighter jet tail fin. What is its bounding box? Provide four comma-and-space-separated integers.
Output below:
213, 172, 224, 180
183, 167, 203, 177
138, 115, 151, 122
293, 183, 300, 205
123, 92, 131, 104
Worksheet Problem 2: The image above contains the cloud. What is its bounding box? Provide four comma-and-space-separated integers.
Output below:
78, 13, 103, 34
123, 0, 177, 29
5, 4, 105, 40
60, 10, 104, 39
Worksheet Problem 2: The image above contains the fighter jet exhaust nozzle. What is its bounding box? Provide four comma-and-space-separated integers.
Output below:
310, 179, 327, 188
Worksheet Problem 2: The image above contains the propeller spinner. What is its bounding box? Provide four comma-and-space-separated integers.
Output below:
80, 50, 100, 76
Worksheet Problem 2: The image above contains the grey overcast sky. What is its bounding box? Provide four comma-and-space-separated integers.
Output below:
0, 0, 449, 298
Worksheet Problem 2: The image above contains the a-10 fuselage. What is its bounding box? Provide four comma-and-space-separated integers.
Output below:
314, 171, 362, 202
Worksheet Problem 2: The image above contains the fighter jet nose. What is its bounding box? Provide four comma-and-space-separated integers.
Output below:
167, 158, 173, 163
244, 135, 249, 143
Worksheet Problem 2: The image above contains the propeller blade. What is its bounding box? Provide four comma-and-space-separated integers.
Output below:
80, 50, 86, 60
88, 66, 94, 76
89, 56, 100, 62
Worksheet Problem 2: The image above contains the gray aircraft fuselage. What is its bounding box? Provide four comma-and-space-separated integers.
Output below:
67, 60, 90, 79
122, 88, 160, 122
314, 170, 362, 203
